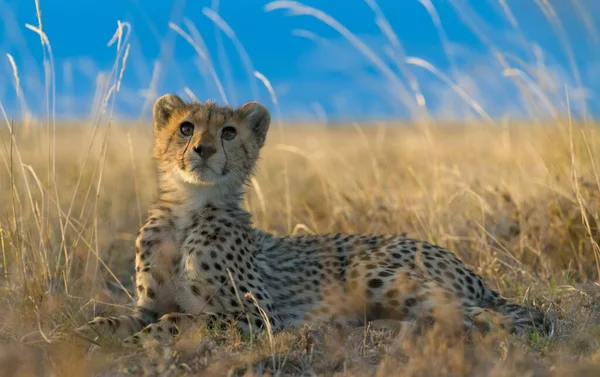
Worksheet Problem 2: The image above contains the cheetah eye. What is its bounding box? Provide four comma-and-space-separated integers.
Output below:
179, 121, 194, 137
221, 126, 237, 141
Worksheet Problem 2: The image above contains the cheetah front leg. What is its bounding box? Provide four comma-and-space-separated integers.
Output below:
121, 311, 267, 347
76, 212, 180, 341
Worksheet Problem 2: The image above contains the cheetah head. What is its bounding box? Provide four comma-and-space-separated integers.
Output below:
152, 94, 270, 189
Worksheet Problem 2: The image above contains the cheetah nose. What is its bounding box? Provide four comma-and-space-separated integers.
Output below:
193, 143, 217, 159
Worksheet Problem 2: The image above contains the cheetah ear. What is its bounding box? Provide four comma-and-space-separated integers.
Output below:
153, 94, 185, 132
238, 101, 270, 148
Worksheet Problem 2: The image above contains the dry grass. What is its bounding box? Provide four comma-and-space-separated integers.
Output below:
1, 120, 600, 376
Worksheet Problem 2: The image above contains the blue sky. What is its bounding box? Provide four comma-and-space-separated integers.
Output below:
1, 0, 599, 122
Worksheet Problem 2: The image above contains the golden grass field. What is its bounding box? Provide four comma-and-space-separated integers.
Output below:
1, 120, 600, 376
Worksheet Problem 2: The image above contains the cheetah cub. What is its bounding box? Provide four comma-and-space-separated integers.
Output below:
76, 94, 553, 346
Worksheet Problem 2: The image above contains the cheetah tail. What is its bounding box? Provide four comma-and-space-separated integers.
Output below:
489, 295, 554, 337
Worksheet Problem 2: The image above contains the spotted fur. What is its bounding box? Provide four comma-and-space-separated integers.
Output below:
75, 95, 553, 346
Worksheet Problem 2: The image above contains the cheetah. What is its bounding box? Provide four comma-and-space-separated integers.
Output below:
75, 94, 554, 346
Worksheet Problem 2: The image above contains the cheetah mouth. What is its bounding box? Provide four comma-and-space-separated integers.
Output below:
188, 163, 228, 185
193, 163, 220, 176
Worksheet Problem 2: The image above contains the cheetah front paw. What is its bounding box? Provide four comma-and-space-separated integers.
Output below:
74, 316, 121, 343
122, 313, 195, 348
467, 311, 499, 334
122, 323, 179, 347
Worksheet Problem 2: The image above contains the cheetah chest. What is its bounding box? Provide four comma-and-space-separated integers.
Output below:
173, 215, 250, 316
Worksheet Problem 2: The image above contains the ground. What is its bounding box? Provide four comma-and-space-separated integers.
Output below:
1, 122, 600, 376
